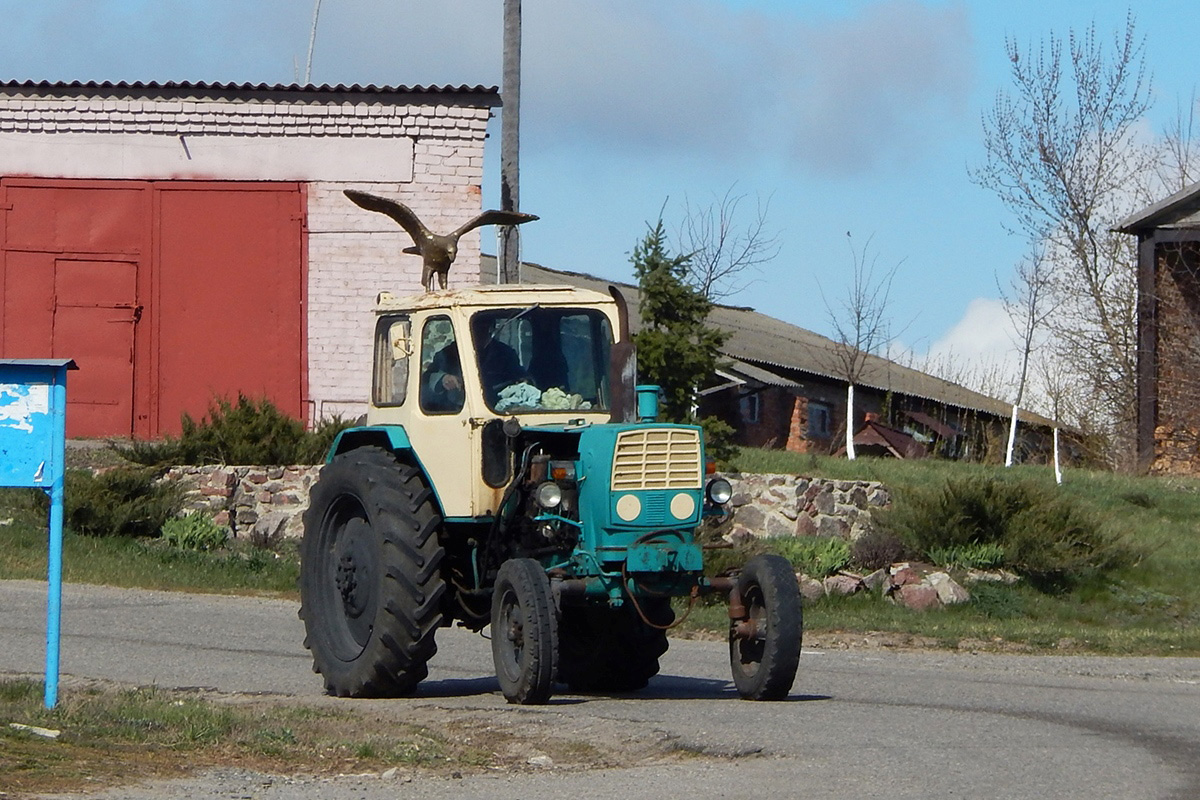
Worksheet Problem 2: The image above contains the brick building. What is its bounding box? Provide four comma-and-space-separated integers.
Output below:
0, 80, 498, 438
1118, 182, 1200, 474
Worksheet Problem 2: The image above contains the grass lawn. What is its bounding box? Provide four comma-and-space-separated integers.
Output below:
2, 448, 1199, 653
697, 448, 1200, 655
0, 487, 299, 597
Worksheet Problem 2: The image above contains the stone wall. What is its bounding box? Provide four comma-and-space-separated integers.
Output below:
723, 473, 891, 541
166, 465, 322, 542
165, 467, 891, 548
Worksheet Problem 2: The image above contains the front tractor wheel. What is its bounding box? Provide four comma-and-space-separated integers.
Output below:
491, 558, 559, 705
729, 554, 803, 701
300, 447, 446, 697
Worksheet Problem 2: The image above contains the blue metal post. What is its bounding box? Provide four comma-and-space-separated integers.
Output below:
45, 479, 63, 708
43, 370, 67, 709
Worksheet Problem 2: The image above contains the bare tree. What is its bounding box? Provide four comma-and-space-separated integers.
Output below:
674, 187, 781, 301
1156, 91, 1200, 193
972, 15, 1154, 468
1000, 245, 1057, 466
821, 233, 902, 459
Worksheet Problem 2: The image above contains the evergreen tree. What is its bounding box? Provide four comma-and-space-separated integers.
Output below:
631, 220, 735, 461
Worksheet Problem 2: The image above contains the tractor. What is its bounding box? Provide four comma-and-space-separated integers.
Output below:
299, 282, 802, 704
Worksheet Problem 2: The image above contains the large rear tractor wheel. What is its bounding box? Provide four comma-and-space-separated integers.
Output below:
729, 554, 802, 701
491, 558, 558, 705
558, 599, 673, 692
300, 447, 445, 697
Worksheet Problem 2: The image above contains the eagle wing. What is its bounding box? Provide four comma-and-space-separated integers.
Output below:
451, 210, 540, 238
343, 190, 432, 249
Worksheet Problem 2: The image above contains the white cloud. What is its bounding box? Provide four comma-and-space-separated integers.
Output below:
311, 1, 976, 173
893, 296, 1023, 403
928, 296, 1016, 364
0, 1, 975, 176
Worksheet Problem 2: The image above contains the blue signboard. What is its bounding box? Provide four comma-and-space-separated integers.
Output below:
0, 359, 76, 708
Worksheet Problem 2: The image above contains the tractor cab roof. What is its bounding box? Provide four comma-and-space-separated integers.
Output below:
375, 284, 617, 314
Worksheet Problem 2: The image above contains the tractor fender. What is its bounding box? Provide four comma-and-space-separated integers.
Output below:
324, 425, 447, 514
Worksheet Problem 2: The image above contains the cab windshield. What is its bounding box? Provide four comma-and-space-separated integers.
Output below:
470, 306, 613, 413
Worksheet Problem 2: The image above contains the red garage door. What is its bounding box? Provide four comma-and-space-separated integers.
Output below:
0, 179, 305, 439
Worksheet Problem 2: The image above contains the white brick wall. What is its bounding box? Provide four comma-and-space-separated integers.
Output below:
0, 85, 495, 427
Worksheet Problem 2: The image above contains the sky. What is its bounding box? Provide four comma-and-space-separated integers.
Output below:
1, 0, 1198, 396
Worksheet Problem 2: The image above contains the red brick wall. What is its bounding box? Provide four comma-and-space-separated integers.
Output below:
1152, 241, 1200, 474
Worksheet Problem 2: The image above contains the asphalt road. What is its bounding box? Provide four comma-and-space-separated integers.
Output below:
3, 579, 1200, 799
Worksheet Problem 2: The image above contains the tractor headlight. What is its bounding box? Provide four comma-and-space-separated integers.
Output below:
706, 477, 733, 505
535, 481, 563, 509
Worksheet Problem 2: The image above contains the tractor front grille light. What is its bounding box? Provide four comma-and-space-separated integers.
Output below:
611, 429, 702, 491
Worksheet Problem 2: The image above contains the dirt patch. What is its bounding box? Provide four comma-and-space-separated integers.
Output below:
1, 679, 691, 799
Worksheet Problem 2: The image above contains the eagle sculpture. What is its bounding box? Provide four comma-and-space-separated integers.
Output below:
344, 189, 539, 291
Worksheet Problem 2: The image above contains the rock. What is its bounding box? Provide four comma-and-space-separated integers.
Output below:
764, 513, 794, 538
252, 511, 290, 546
928, 572, 970, 605
889, 563, 922, 587
815, 515, 848, 538
965, 568, 1020, 585
893, 584, 940, 611
862, 568, 890, 591
823, 573, 863, 596
848, 486, 869, 508
734, 504, 767, 533
798, 575, 826, 602
527, 754, 554, 768
794, 514, 818, 536
812, 490, 835, 515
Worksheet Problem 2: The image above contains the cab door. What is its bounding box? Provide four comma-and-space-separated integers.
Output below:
404, 312, 479, 518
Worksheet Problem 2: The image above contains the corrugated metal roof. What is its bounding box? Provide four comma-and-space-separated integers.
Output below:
853, 420, 928, 459
0, 80, 500, 101
722, 357, 802, 389
1116, 179, 1200, 233
904, 409, 958, 440
488, 257, 1056, 428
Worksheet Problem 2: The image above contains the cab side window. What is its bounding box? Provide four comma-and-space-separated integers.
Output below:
373, 315, 411, 407
420, 316, 465, 414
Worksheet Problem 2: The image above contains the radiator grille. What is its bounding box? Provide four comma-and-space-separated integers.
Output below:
611, 429, 702, 490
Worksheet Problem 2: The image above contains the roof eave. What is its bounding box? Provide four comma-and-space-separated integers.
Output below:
0, 80, 502, 106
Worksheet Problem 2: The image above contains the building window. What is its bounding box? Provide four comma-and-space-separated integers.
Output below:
808, 401, 831, 438
740, 392, 761, 424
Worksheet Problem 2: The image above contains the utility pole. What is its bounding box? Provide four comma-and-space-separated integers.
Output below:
498, 0, 521, 283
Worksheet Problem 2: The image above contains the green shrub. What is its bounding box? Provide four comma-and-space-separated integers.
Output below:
767, 536, 851, 577
161, 512, 228, 552
699, 416, 738, 469
117, 395, 353, 467
850, 528, 911, 571
882, 476, 1134, 591
967, 581, 1025, 619
61, 468, 183, 538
